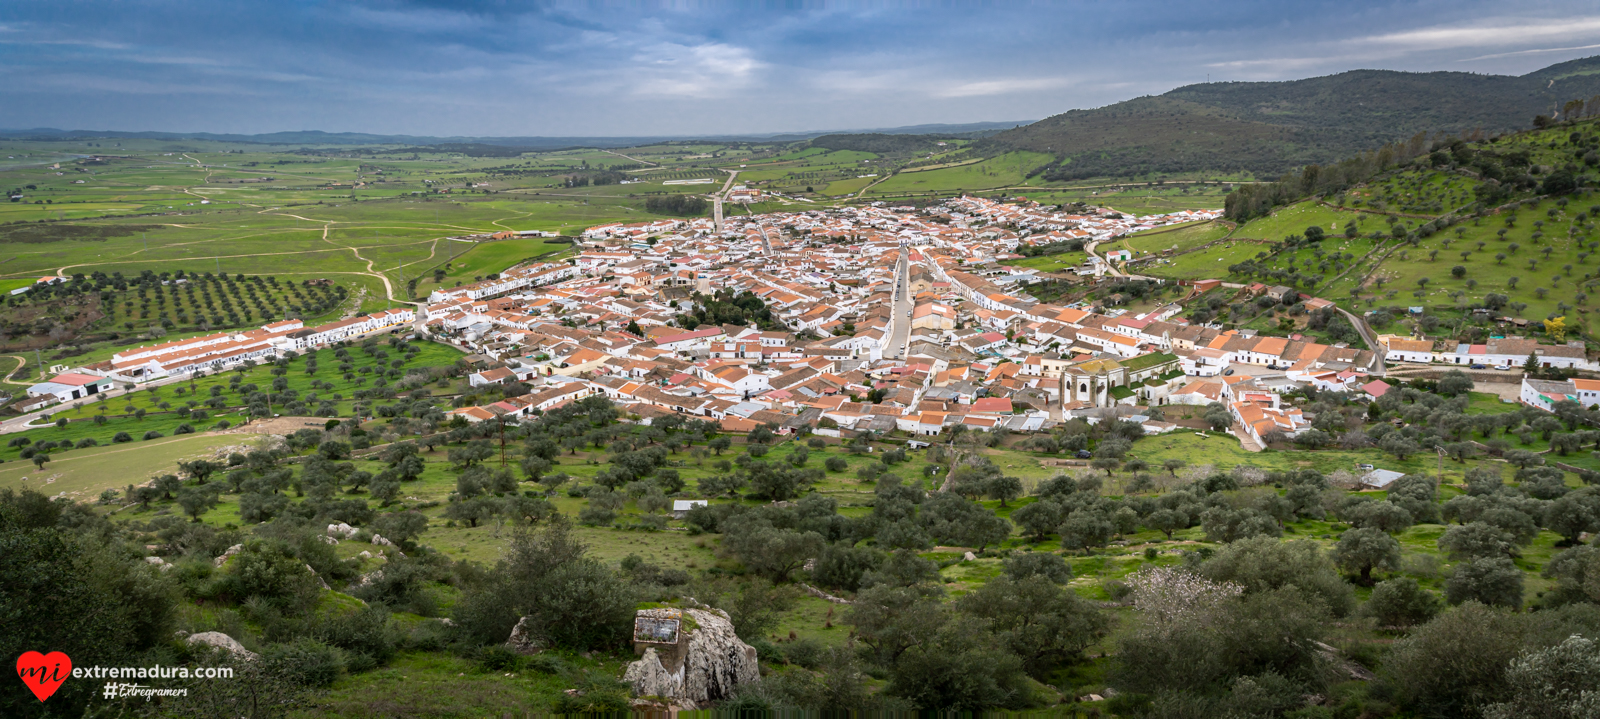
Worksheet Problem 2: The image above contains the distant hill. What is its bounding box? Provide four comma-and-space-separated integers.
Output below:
0, 120, 1032, 150
980, 56, 1600, 180
807, 133, 948, 154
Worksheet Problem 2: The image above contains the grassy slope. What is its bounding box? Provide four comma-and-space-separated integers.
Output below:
864, 151, 1055, 196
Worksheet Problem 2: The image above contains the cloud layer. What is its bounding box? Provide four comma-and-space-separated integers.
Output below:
1, 1, 1597, 136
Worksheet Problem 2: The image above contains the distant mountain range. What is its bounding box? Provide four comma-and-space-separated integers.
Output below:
0, 121, 1032, 150
979, 55, 1600, 180
12, 56, 1600, 180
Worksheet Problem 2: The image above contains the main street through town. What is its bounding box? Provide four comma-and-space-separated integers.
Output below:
887, 247, 912, 359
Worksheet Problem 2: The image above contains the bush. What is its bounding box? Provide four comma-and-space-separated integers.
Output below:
318, 606, 399, 669
1363, 577, 1441, 629
477, 644, 524, 671
112, 432, 132, 443
261, 638, 345, 688
811, 542, 883, 592
885, 619, 1034, 710
1002, 551, 1073, 584
142, 430, 164, 440
350, 557, 441, 616
1481, 634, 1600, 719
1382, 602, 1526, 717
1199, 538, 1355, 617
1446, 557, 1524, 608
577, 505, 616, 526
1114, 583, 1329, 696
783, 638, 826, 669
451, 519, 636, 653
825, 457, 848, 472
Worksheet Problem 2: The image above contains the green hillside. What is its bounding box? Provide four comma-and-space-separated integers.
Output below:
982, 56, 1600, 179
1132, 114, 1600, 345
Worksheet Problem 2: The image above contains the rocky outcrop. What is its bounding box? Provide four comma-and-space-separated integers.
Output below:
305, 564, 331, 591
624, 649, 686, 706
213, 544, 243, 567
185, 632, 258, 661
622, 608, 758, 707
798, 583, 853, 604
327, 522, 358, 539
505, 616, 543, 656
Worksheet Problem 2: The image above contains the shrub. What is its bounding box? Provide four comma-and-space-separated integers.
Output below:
112, 432, 133, 443
1446, 557, 1524, 608
1198, 538, 1355, 617
476, 644, 524, 671
318, 606, 400, 669
450, 519, 636, 652
1002, 551, 1073, 584
222, 540, 321, 605
261, 638, 345, 688
811, 542, 883, 591
1363, 577, 1441, 629
577, 505, 616, 526
825, 456, 848, 472
142, 430, 164, 440
1381, 602, 1525, 717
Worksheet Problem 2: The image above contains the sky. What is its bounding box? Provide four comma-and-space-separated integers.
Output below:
3, 0, 1600, 138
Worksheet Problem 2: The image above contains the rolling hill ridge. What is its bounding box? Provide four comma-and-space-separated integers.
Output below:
980, 55, 1600, 180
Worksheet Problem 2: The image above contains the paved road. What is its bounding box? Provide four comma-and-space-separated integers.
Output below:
887, 250, 912, 359
754, 222, 774, 256
1083, 240, 1126, 278
711, 170, 739, 234
1337, 307, 1386, 375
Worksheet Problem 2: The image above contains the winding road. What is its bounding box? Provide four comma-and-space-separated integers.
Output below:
1083, 239, 1126, 278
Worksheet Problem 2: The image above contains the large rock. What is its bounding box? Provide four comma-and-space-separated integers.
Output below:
624, 649, 685, 706
622, 608, 758, 707
185, 632, 257, 661
505, 616, 543, 655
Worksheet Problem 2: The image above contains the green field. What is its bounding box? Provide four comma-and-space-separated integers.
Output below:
1012, 251, 1089, 273
0, 341, 465, 465
1120, 220, 1231, 257
864, 151, 1055, 196
1141, 239, 1269, 280
1232, 201, 1368, 241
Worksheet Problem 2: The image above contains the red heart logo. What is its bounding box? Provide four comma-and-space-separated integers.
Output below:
15, 651, 72, 702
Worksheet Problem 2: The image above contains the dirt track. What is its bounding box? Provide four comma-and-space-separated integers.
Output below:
216, 416, 330, 435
